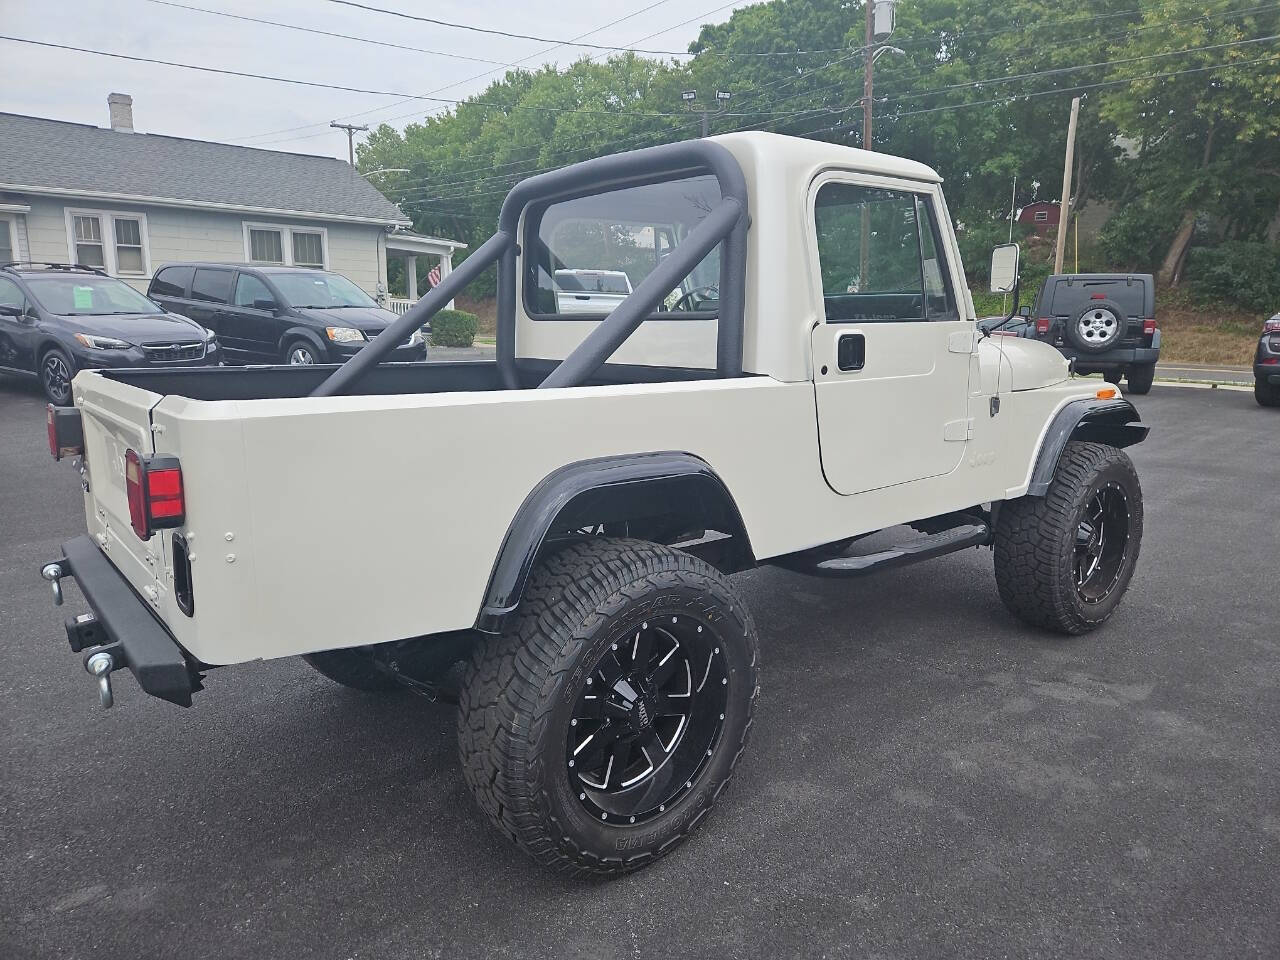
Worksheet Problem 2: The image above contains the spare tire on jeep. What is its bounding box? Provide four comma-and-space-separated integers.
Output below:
1066, 299, 1126, 354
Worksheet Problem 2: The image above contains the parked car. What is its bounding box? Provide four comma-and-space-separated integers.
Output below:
147, 263, 426, 365
40, 134, 1148, 878
0, 262, 220, 405
552, 268, 634, 315
1254, 312, 1280, 407
1014, 273, 1160, 394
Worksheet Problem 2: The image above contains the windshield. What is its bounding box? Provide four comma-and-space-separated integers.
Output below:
271, 271, 377, 309
25, 275, 162, 315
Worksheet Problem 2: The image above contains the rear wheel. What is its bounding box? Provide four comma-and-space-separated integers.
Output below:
1256, 377, 1280, 408
1103, 371, 1123, 385
457, 537, 758, 877
1065, 300, 1125, 354
40, 348, 74, 406
994, 441, 1143, 634
1126, 363, 1155, 395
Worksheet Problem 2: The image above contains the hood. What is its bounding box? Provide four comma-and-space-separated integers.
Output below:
59, 311, 207, 344
978, 336, 1070, 391
293, 305, 401, 333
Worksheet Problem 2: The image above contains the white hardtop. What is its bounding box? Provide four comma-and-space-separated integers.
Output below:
710, 131, 944, 185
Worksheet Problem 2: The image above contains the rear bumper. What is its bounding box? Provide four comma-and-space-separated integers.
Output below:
1070, 346, 1160, 373
1256, 364, 1280, 385
46, 536, 198, 707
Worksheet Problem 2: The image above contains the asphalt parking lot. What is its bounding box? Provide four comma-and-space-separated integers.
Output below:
2, 374, 1277, 960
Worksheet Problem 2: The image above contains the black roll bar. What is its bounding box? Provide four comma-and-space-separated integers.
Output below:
312, 139, 748, 398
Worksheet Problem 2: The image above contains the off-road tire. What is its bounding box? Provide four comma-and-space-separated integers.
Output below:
303, 648, 401, 692
1065, 299, 1126, 354
994, 441, 1143, 634
1103, 371, 1123, 385
1256, 377, 1280, 408
457, 537, 759, 878
1126, 363, 1155, 395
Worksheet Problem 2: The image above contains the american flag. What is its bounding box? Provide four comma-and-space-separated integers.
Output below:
427, 264, 441, 287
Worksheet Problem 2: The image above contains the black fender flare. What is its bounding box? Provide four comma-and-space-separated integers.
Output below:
475, 452, 753, 633
278, 326, 328, 360
1027, 397, 1149, 496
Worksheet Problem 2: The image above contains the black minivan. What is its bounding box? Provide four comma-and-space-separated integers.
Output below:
148, 263, 426, 365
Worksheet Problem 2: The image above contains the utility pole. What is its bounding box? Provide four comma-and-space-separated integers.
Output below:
681, 90, 731, 137
863, 0, 874, 150
331, 121, 369, 166
1053, 96, 1081, 275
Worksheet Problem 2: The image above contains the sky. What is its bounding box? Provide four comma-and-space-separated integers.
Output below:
0, 0, 754, 160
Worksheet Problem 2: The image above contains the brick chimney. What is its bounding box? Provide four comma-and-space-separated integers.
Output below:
107, 93, 134, 132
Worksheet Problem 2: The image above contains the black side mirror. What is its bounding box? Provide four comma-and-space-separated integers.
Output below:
253, 298, 279, 312
1018, 305, 1032, 318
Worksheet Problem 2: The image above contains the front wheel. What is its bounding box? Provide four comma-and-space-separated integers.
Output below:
994, 441, 1143, 634
457, 538, 758, 877
1256, 377, 1280, 408
40, 348, 75, 406
284, 339, 321, 365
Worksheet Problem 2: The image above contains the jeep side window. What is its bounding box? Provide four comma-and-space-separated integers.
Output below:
525, 174, 722, 318
815, 182, 955, 323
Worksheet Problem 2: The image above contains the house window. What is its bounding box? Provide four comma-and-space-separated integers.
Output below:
1034, 210, 1049, 223
64, 208, 150, 276
249, 228, 285, 264
243, 222, 328, 269
292, 231, 324, 268
114, 218, 145, 273
73, 215, 106, 267
0, 217, 14, 265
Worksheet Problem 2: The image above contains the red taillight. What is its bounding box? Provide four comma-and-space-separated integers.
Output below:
1091, 293, 1106, 300
1263, 357, 1280, 366
124, 450, 185, 540
46, 404, 83, 461
1143, 318, 1156, 336
1036, 317, 1051, 334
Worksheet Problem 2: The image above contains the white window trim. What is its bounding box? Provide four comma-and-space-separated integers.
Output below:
1033, 210, 1050, 223
241, 222, 329, 269
63, 207, 152, 278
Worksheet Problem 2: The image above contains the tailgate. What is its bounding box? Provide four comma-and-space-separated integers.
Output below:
74, 373, 166, 600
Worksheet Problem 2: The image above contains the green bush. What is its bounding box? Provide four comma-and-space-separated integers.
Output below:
1189, 241, 1280, 313
955, 218, 1031, 282
429, 308, 479, 347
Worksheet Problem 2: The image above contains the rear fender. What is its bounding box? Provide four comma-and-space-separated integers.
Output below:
1027, 397, 1148, 496
476, 452, 753, 633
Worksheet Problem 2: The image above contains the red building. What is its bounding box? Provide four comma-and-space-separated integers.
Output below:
1017, 200, 1061, 235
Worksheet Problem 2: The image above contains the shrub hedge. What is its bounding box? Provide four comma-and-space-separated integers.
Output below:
430, 308, 479, 347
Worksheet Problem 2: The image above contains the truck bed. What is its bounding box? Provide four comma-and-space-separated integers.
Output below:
99, 359, 716, 401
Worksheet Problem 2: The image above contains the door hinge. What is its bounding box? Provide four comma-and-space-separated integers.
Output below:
943, 418, 974, 442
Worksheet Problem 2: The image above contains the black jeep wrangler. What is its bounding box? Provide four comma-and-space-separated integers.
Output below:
1017, 273, 1160, 394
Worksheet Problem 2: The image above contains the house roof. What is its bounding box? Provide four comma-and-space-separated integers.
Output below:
0, 112, 411, 226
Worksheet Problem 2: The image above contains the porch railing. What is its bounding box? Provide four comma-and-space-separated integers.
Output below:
386, 297, 415, 316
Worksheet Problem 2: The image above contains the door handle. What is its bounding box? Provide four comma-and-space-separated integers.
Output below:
837, 333, 865, 371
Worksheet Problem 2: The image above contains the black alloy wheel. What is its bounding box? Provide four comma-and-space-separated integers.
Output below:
41, 349, 74, 405
1074, 483, 1130, 604
568, 614, 728, 825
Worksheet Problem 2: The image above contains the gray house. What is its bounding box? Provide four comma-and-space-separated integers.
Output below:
0, 95, 462, 311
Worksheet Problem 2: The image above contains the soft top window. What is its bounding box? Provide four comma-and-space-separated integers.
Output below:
527, 175, 723, 317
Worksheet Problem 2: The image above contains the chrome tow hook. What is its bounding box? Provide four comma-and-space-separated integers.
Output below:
41, 563, 65, 606
85, 651, 115, 709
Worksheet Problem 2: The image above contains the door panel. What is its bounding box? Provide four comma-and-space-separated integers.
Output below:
812, 320, 973, 494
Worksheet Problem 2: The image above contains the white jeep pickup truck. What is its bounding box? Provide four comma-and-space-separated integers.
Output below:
41, 133, 1148, 878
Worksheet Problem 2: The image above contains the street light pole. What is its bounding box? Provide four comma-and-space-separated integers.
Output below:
863, 0, 874, 150
681, 90, 732, 137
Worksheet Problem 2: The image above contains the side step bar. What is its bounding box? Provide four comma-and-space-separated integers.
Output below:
772, 520, 991, 579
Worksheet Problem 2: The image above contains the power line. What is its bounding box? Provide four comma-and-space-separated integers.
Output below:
323, 0, 705, 54
145, 1, 513, 67
238, 0, 696, 145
